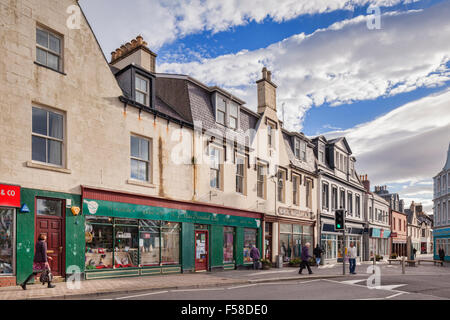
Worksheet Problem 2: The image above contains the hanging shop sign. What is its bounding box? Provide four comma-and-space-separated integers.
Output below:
0, 184, 20, 207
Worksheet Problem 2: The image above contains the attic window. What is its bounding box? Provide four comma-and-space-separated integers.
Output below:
294, 138, 300, 158
229, 103, 238, 129
36, 27, 62, 72
135, 75, 149, 106
217, 99, 226, 125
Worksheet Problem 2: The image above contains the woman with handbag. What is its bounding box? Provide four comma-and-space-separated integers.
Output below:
20, 233, 55, 290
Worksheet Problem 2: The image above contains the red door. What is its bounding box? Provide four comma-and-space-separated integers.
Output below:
195, 231, 208, 271
35, 198, 64, 276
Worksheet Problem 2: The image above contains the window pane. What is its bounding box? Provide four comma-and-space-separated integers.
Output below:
140, 227, 160, 266
47, 53, 59, 70
49, 34, 60, 53
138, 160, 148, 181
0, 208, 14, 274
85, 223, 113, 269
47, 139, 62, 165
293, 224, 302, 234
223, 227, 234, 263
115, 218, 138, 225
229, 117, 237, 129
36, 29, 48, 47
131, 136, 140, 158
36, 198, 62, 216
136, 91, 146, 105
280, 223, 292, 233
217, 99, 226, 112
32, 136, 46, 162
131, 159, 139, 180
161, 222, 180, 264
243, 228, 257, 263
115, 226, 139, 267
217, 111, 225, 125
36, 47, 47, 65
140, 138, 149, 160
230, 103, 238, 117
32, 107, 47, 135
49, 112, 63, 139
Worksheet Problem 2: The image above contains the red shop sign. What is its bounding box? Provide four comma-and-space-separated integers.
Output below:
0, 184, 21, 207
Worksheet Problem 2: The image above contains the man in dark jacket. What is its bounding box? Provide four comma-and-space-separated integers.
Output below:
299, 242, 313, 274
313, 245, 323, 267
439, 247, 445, 262
250, 245, 261, 270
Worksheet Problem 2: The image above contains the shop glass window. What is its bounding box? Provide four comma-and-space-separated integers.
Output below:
243, 228, 257, 263
140, 220, 160, 266
114, 225, 139, 267
235, 156, 245, 194
131, 135, 150, 182
36, 198, 62, 216
85, 220, 113, 269
223, 227, 234, 263
0, 208, 14, 274
280, 223, 292, 233
32, 106, 64, 166
209, 147, 221, 189
115, 218, 138, 225
280, 233, 292, 261
135, 75, 149, 106
36, 27, 62, 72
161, 222, 180, 265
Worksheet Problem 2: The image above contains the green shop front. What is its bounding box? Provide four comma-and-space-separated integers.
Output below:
82, 187, 262, 280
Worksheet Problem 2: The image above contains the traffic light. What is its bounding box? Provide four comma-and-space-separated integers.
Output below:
335, 209, 345, 230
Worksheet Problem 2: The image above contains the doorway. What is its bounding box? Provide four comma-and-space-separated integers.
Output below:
35, 198, 65, 276
195, 230, 208, 271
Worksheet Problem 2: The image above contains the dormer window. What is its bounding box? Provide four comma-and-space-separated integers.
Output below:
300, 141, 306, 161
319, 145, 325, 163
214, 94, 239, 129
135, 75, 149, 106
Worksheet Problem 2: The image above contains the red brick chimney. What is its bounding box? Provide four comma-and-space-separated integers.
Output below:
361, 174, 370, 192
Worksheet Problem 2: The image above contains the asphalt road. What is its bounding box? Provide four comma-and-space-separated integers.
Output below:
64, 273, 449, 300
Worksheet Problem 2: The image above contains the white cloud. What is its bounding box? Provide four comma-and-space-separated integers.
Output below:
158, 2, 450, 131
323, 89, 450, 213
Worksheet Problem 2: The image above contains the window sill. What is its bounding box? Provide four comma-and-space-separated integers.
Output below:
34, 61, 66, 75
126, 179, 156, 188
26, 161, 71, 174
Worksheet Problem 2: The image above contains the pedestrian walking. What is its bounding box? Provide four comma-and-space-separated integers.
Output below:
348, 242, 357, 275
313, 244, 323, 267
20, 233, 55, 290
298, 242, 313, 274
439, 246, 445, 262
250, 244, 261, 270
413, 247, 417, 260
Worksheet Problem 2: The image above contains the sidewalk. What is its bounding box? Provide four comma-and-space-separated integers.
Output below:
1, 263, 447, 300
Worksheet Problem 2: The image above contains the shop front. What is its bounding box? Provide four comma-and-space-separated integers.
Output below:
265, 207, 315, 264
391, 232, 407, 257
82, 187, 262, 279
365, 227, 391, 260
320, 219, 364, 263
434, 227, 450, 262
0, 184, 20, 287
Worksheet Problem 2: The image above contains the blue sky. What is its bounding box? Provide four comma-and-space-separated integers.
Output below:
80, 0, 450, 212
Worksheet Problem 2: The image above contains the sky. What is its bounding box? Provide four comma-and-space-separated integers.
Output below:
79, 0, 450, 213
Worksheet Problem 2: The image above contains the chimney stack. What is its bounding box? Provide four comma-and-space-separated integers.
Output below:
110, 35, 157, 73
361, 174, 370, 192
256, 67, 277, 114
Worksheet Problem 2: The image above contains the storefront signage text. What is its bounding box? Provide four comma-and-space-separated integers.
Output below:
278, 207, 314, 220
0, 184, 20, 207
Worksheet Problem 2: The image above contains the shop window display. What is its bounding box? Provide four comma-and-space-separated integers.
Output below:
243, 228, 257, 263
161, 222, 180, 265
0, 208, 14, 274
115, 225, 139, 267
140, 220, 160, 266
85, 220, 113, 269
280, 223, 313, 261
223, 227, 234, 263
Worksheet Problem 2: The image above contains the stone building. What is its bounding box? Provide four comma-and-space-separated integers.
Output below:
433, 143, 450, 262
0, 0, 320, 286
360, 175, 391, 261
312, 136, 366, 264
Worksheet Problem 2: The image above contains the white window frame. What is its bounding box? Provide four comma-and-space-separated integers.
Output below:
229, 102, 239, 130
36, 26, 63, 72
31, 105, 65, 167
135, 75, 149, 106
130, 135, 151, 182
216, 98, 226, 126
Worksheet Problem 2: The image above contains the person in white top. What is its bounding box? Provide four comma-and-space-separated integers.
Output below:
348, 242, 357, 274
